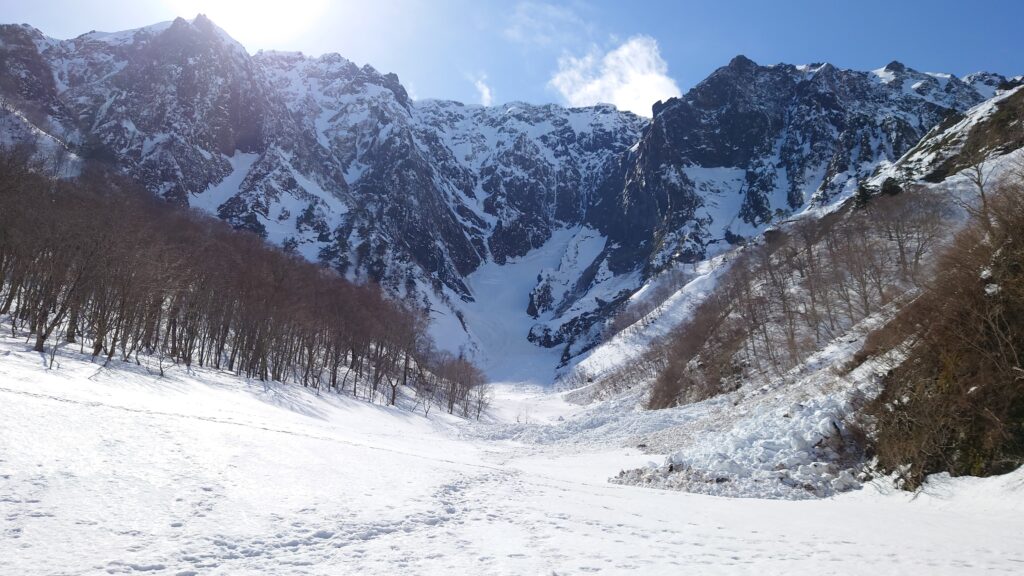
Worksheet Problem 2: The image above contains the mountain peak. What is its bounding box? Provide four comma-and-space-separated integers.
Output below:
192, 13, 214, 27
813, 62, 837, 75
728, 54, 758, 70
962, 70, 1010, 99
883, 60, 907, 73
172, 14, 250, 57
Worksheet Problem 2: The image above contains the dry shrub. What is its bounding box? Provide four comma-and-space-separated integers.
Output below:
865, 179, 1024, 488
647, 183, 956, 411
646, 281, 745, 409
837, 297, 924, 375
605, 268, 691, 340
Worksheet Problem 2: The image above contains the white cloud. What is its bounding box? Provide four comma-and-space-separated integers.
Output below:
548, 35, 681, 117
503, 1, 590, 48
472, 75, 494, 106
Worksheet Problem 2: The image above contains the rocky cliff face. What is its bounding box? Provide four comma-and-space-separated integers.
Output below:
584, 57, 998, 275
531, 57, 1004, 355
0, 17, 1008, 367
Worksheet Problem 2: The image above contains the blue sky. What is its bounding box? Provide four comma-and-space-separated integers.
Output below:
2, 0, 1020, 115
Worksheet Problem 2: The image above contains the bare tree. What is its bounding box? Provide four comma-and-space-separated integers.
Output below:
0, 148, 488, 419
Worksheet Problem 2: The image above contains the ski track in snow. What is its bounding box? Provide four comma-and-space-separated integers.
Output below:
1, 341, 1023, 575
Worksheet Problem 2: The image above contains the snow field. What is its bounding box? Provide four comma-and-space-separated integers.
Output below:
2, 329, 1023, 574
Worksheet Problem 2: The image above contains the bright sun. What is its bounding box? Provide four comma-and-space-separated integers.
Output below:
163, 0, 328, 48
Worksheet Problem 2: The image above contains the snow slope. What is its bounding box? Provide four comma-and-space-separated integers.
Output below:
453, 229, 575, 384
571, 254, 732, 380
2, 331, 1023, 574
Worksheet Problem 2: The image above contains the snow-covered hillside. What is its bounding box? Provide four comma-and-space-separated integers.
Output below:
547, 97, 1024, 498
2, 328, 1023, 575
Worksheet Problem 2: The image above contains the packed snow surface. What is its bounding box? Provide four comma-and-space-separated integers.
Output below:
2, 333, 1023, 575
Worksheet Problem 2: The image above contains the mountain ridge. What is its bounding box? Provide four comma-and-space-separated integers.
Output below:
0, 15, 1013, 377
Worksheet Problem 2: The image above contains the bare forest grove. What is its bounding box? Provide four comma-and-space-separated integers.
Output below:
0, 150, 489, 417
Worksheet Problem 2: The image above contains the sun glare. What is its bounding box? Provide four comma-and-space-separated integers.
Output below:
163, 0, 328, 48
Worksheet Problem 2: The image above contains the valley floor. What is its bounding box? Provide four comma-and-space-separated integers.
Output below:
1, 337, 1022, 575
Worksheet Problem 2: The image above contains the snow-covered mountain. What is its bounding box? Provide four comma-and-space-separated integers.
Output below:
0, 16, 1009, 374
876, 79, 1023, 183
589, 58, 997, 269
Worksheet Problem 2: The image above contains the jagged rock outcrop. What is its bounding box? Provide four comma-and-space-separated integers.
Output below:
874, 81, 1024, 185
584, 57, 999, 278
